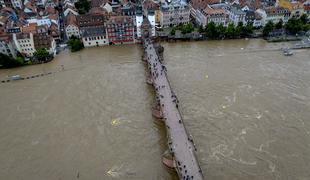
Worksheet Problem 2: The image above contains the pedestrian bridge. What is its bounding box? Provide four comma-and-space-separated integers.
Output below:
141, 21, 204, 180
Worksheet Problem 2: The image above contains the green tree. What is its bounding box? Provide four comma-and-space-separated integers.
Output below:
180, 23, 194, 34
75, 0, 90, 14
34, 48, 49, 61
217, 24, 226, 38
225, 23, 236, 38
205, 22, 218, 39
170, 27, 176, 36
244, 23, 254, 35
300, 14, 308, 25
68, 36, 84, 52
285, 17, 303, 34
275, 19, 283, 29
263, 21, 274, 37
198, 25, 204, 33
0, 53, 24, 68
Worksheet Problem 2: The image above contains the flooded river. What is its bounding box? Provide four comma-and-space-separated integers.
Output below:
0, 39, 310, 180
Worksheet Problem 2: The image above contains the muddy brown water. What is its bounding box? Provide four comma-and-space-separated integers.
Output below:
0, 39, 309, 180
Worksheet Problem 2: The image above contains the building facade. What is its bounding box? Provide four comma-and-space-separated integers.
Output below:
81, 26, 108, 47
13, 32, 36, 57
265, 7, 290, 24
148, 10, 156, 37
228, 5, 246, 26
135, 10, 143, 38
33, 25, 56, 56
196, 5, 229, 27
0, 35, 17, 58
11, 0, 22, 9
160, 0, 190, 28
78, 13, 107, 47
65, 14, 80, 38
106, 16, 135, 45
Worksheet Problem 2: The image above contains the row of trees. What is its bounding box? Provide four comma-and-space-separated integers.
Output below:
170, 23, 195, 35
200, 22, 253, 39
169, 22, 253, 39
0, 48, 52, 68
0, 53, 25, 68
263, 14, 310, 36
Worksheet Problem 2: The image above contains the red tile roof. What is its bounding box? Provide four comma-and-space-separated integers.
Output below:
65, 14, 78, 26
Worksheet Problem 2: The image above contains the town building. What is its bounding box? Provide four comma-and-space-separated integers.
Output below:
101, 2, 113, 13
77, 13, 105, 28
11, 0, 22, 9
65, 14, 80, 38
143, 0, 160, 26
0, 0, 13, 8
147, 10, 156, 37
33, 25, 56, 56
63, 4, 79, 17
23, 0, 37, 17
196, 5, 229, 27
13, 32, 36, 57
106, 16, 134, 45
290, 1, 304, 18
78, 13, 107, 47
228, 5, 246, 25
264, 7, 290, 24
27, 18, 52, 27
135, 9, 143, 38
120, 1, 136, 16
189, 0, 219, 22
159, 0, 190, 28
0, 34, 17, 58
304, 1, 310, 21
36, 0, 48, 7
245, 10, 263, 27
81, 26, 108, 47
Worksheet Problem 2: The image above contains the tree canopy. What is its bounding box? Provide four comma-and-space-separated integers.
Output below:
275, 19, 283, 29
170, 28, 176, 36
285, 15, 310, 34
68, 36, 84, 52
263, 21, 274, 37
180, 23, 194, 34
203, 22, 253, 39
34, 48, 49, 61
0, 53, 24, 68
75, 0, 90, 14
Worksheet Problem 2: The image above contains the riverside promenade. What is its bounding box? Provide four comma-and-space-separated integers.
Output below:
143, 37, 204, 180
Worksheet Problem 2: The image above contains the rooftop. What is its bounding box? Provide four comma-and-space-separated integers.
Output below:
106, 16, 132, 24
66, 14, 78, 26
80, 26, 106, 37
203, 6, 226, 16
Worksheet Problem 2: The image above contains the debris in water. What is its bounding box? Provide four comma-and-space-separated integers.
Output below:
106, 165, 122, 177
111, 118, 121, 126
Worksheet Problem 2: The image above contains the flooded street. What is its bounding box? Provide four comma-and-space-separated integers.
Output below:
0, 39, 310, 179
